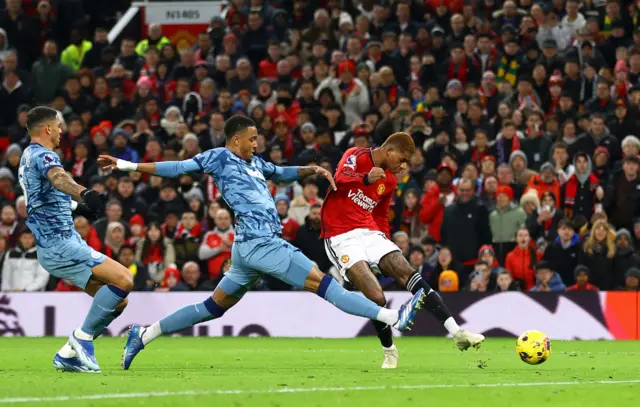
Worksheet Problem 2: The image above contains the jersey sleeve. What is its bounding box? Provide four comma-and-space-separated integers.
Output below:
192, 148, 224, 175
36, 151, 63, 178
258, 157, 299, 183
334, 148, 370, 187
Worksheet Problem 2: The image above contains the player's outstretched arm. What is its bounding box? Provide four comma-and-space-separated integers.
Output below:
297, 166, 337, 191
97, 155, 201, 178
47, 167, 105, 212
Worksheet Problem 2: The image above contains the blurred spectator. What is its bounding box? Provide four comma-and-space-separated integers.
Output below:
524, 162, 561, 207
613, 229, 640, 287
419, 164, 456, 242
0, 203, 24, 248
430, 246, 464, 289
566, 265, 599, 292
620, 268, 640, 291
74, 216, 102, 252
560, 151, 604, 220
392, 231, 411, 258
276, 194, 299, 242
32, 40, 72, 103
173, 210, 202, 269
604, 156, 640, 231
289, 178, 322, 225
438, 269, 460, 293
530, 261, 566, 292
171, 261, 215, 292
580, 219, 617, 290
136, 24, 171, 56
441, 178, 491, 275
505, 226, 539, 290
495, 268, 520, 291
61, 25, 92, 72
94, 200, 128, 240
293, 203, 330, 272
199, 208, 234, 279
489, 185, 526, 264
543, 219, 583, 286
103, 221, 126, 259
526, 190, 564, 243
1, 229, 49, 291
136, 222, 176, 285
315, 60, 370, 125
114, 176, 147, 221
117, 244, 149, 292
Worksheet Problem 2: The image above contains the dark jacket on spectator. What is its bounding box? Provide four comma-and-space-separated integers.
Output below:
542, 233, 583, 286
526, 209, 563, 243
293, 216, 331, 273
579, 242, 616, 290
440, 196, 492, 265
613, 238, 640, 288
604, 169, 640, 231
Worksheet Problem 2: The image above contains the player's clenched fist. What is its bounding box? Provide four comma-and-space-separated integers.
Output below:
367, 167, 386, 184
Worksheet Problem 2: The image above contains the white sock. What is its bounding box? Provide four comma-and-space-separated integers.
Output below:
376, 308, 400, 326
383, 344, 396, 351
444, 317, 461, 335
74, 328, 93, 341
58, 342, 76, 358
141, 322, 162, 345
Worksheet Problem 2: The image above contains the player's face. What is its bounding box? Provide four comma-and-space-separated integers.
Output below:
385, 150, 410, 174
233, 126, 259, 161
46, 116, 63, 148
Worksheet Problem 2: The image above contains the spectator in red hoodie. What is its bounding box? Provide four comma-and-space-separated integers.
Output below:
74, 216, 102, 252
566, 265, 599, 291
258, 41, 282, 80
419, 164, 456, 242
505, 226, 540, 290
266, 84, 301, 128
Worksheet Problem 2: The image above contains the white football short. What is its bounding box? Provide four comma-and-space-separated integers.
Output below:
324, 228, 400, 282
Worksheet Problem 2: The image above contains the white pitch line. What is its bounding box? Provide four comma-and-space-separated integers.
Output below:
1, 379, 639, 404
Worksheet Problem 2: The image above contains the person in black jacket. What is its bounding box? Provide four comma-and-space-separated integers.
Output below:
293, 204, 331, 273
440, 178, 492, 275
542, 219, 583, 286
613, 229, 640, 288
580, 219, 617, 290
604, 156, 640, 232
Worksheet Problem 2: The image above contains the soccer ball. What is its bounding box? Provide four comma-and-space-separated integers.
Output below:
516, 330, 551, 365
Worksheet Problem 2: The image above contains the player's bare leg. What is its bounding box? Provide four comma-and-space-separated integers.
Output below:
121, 282, 243, 370
345, 261, 397, 369
378, 251, 485, 350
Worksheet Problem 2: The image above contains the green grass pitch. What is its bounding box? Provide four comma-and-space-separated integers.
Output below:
0, 337, 638, 407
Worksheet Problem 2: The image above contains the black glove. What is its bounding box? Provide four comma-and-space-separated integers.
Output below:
80, 189, 107, 213
74, 202, 100, 222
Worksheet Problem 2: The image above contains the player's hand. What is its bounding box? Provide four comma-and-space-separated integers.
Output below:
314, 166, 337, 191
367, 167, 386, 184
98, 155, 137, 172
81, 189, 106, 213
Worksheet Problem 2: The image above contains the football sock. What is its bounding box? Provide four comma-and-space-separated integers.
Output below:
372, 320, 394, 348
153, 297, 227, 343
57, 342, 76, 358
93, 310, 123, 339
406, 272, 459, 333
316, 275, 396, 324
79, 285, 129, 337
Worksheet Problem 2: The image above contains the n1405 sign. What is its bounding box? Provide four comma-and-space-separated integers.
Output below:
165, 9, 200, 20
145, 2, 220, 24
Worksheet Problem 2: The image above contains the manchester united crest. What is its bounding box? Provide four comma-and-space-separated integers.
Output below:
377, 184, 385, 195
341, 255, 350, 264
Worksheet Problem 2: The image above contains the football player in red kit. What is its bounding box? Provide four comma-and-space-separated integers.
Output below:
321, 132, 485, 369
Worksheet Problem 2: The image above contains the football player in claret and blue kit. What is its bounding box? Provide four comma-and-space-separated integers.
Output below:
19, 106, 133, 373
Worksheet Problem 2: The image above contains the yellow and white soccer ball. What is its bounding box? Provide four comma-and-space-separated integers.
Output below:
516, 330, 551, 365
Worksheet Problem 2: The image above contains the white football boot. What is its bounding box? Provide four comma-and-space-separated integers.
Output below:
381, 345, 398, 369
453, 329, 485, 351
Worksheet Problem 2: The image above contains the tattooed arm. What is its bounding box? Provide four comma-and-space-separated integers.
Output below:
47, 167, 86, 201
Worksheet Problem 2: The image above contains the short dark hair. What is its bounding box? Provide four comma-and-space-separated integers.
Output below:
224, 116, 256, 140
381, 132, 416, 155
558, 218, 575, 231
26, 106, 58, 132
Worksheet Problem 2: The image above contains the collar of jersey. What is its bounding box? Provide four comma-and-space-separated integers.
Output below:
227, 149, 255, 166
30, 142, 44, 148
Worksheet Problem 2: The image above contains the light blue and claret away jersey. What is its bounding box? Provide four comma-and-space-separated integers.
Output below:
18, 143, 74, 247
157, 148, 300, 242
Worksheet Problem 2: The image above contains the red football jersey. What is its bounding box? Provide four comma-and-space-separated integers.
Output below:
321, 147, 397, 238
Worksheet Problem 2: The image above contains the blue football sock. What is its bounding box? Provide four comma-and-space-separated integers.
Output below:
93, 310, 123, 339
159, 297, 227, 334
80, 285, 128, 336
317, 275, 381, 320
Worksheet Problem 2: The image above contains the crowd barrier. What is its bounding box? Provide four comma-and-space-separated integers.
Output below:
1, 292, 638, 339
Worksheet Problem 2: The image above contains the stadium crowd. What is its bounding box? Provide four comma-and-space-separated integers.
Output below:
0, 0, 639, 294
